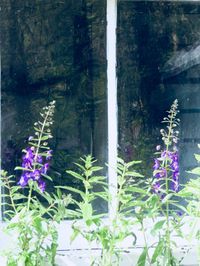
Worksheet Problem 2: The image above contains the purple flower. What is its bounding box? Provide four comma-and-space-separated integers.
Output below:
153, 159, 160, 170
171, 161, 179, 171
153, 148, 180, 194
22, 158, 32, 169
37, 155, 43, 164
153, 182, 161, 193
41, 163, 49, 175
32, 169, 41, 181
158, 168, 167, 178
161, 150, 168, 159
38, 179, 46, 193
22, 148, 35, 168
177, 211, 183, 217
18, 143, 52, 192
46, 150, 52, 160
18, 172, 31, 187
153, 167, 166, 179
171, 179, 179, 192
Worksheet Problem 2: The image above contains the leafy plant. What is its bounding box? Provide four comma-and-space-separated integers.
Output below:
179, 144, 200, 264
60, 155, 144, 266
57, 155, 107, 264
94, 158, 144, 266
0, 101, 71, 266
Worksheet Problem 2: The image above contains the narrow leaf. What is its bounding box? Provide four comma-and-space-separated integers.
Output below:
137, 247, 147, 266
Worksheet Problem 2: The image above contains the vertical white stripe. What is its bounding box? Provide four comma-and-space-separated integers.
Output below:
0, 47, 2, 221
107, 0, 118, 219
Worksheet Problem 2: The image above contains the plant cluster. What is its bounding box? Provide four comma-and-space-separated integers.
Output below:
1, 99, 200, 266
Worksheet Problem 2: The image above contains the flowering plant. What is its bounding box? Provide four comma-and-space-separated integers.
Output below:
1, 101, 71, 266
1, 99, 196, 265
136, 100, 185, 266
152, 100, 185, 265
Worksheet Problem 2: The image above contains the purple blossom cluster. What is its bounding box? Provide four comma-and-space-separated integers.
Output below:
153, 148, 179, 194
18, 146, 52, 192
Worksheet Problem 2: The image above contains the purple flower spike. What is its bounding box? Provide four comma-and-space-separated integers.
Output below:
153, 148, 180, 194
19, 142, 51, 191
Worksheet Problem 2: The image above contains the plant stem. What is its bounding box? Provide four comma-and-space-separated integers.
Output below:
141, 220, 152, 266
27, 107, 51, 211
164, 112, 174, 265
5, 175, 17, 214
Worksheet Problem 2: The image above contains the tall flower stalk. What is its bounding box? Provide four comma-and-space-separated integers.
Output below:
17, 101, 55, 210
152, 99, 180, 265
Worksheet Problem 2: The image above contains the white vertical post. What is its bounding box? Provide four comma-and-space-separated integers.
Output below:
107, 0, 118, 219
0, 49, 2, 221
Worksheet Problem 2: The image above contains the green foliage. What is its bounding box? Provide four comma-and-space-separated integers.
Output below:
94, 158, 144, 266
57, 155, 106, 246
61, 156, 144, 266
179, 144, 200, 264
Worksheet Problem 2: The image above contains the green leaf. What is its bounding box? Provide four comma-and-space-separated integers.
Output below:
137, 247, 147, 266
151, 240, 164, 263
33, 216, 43, 233
14, 166, 32, 171
126, 187, 146, 194
194, 153, 200, 162
151, 220, 165, 235
41, 173, 53, 181
57, 188, 62, 198
126, 160, 142, 167
70, 226, 80, 243
27, 141, 38, 147
55, 186, 85, 199
89, 175, 106, 182
162, 193, 173, 204
90, 166, 103, 172
66, 170, 85, 181
12, 194, 27, 200
40, 135, 49, 141
125, 171, 143, 177
79, 202, 93, 222
74, 162, 85, 171
188, 167, 200, 176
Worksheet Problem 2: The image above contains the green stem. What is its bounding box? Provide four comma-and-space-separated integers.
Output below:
141, 220, 152, 266
27, 107, 51, 211
5, 175, 17, 214
163, 113, 174, 265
